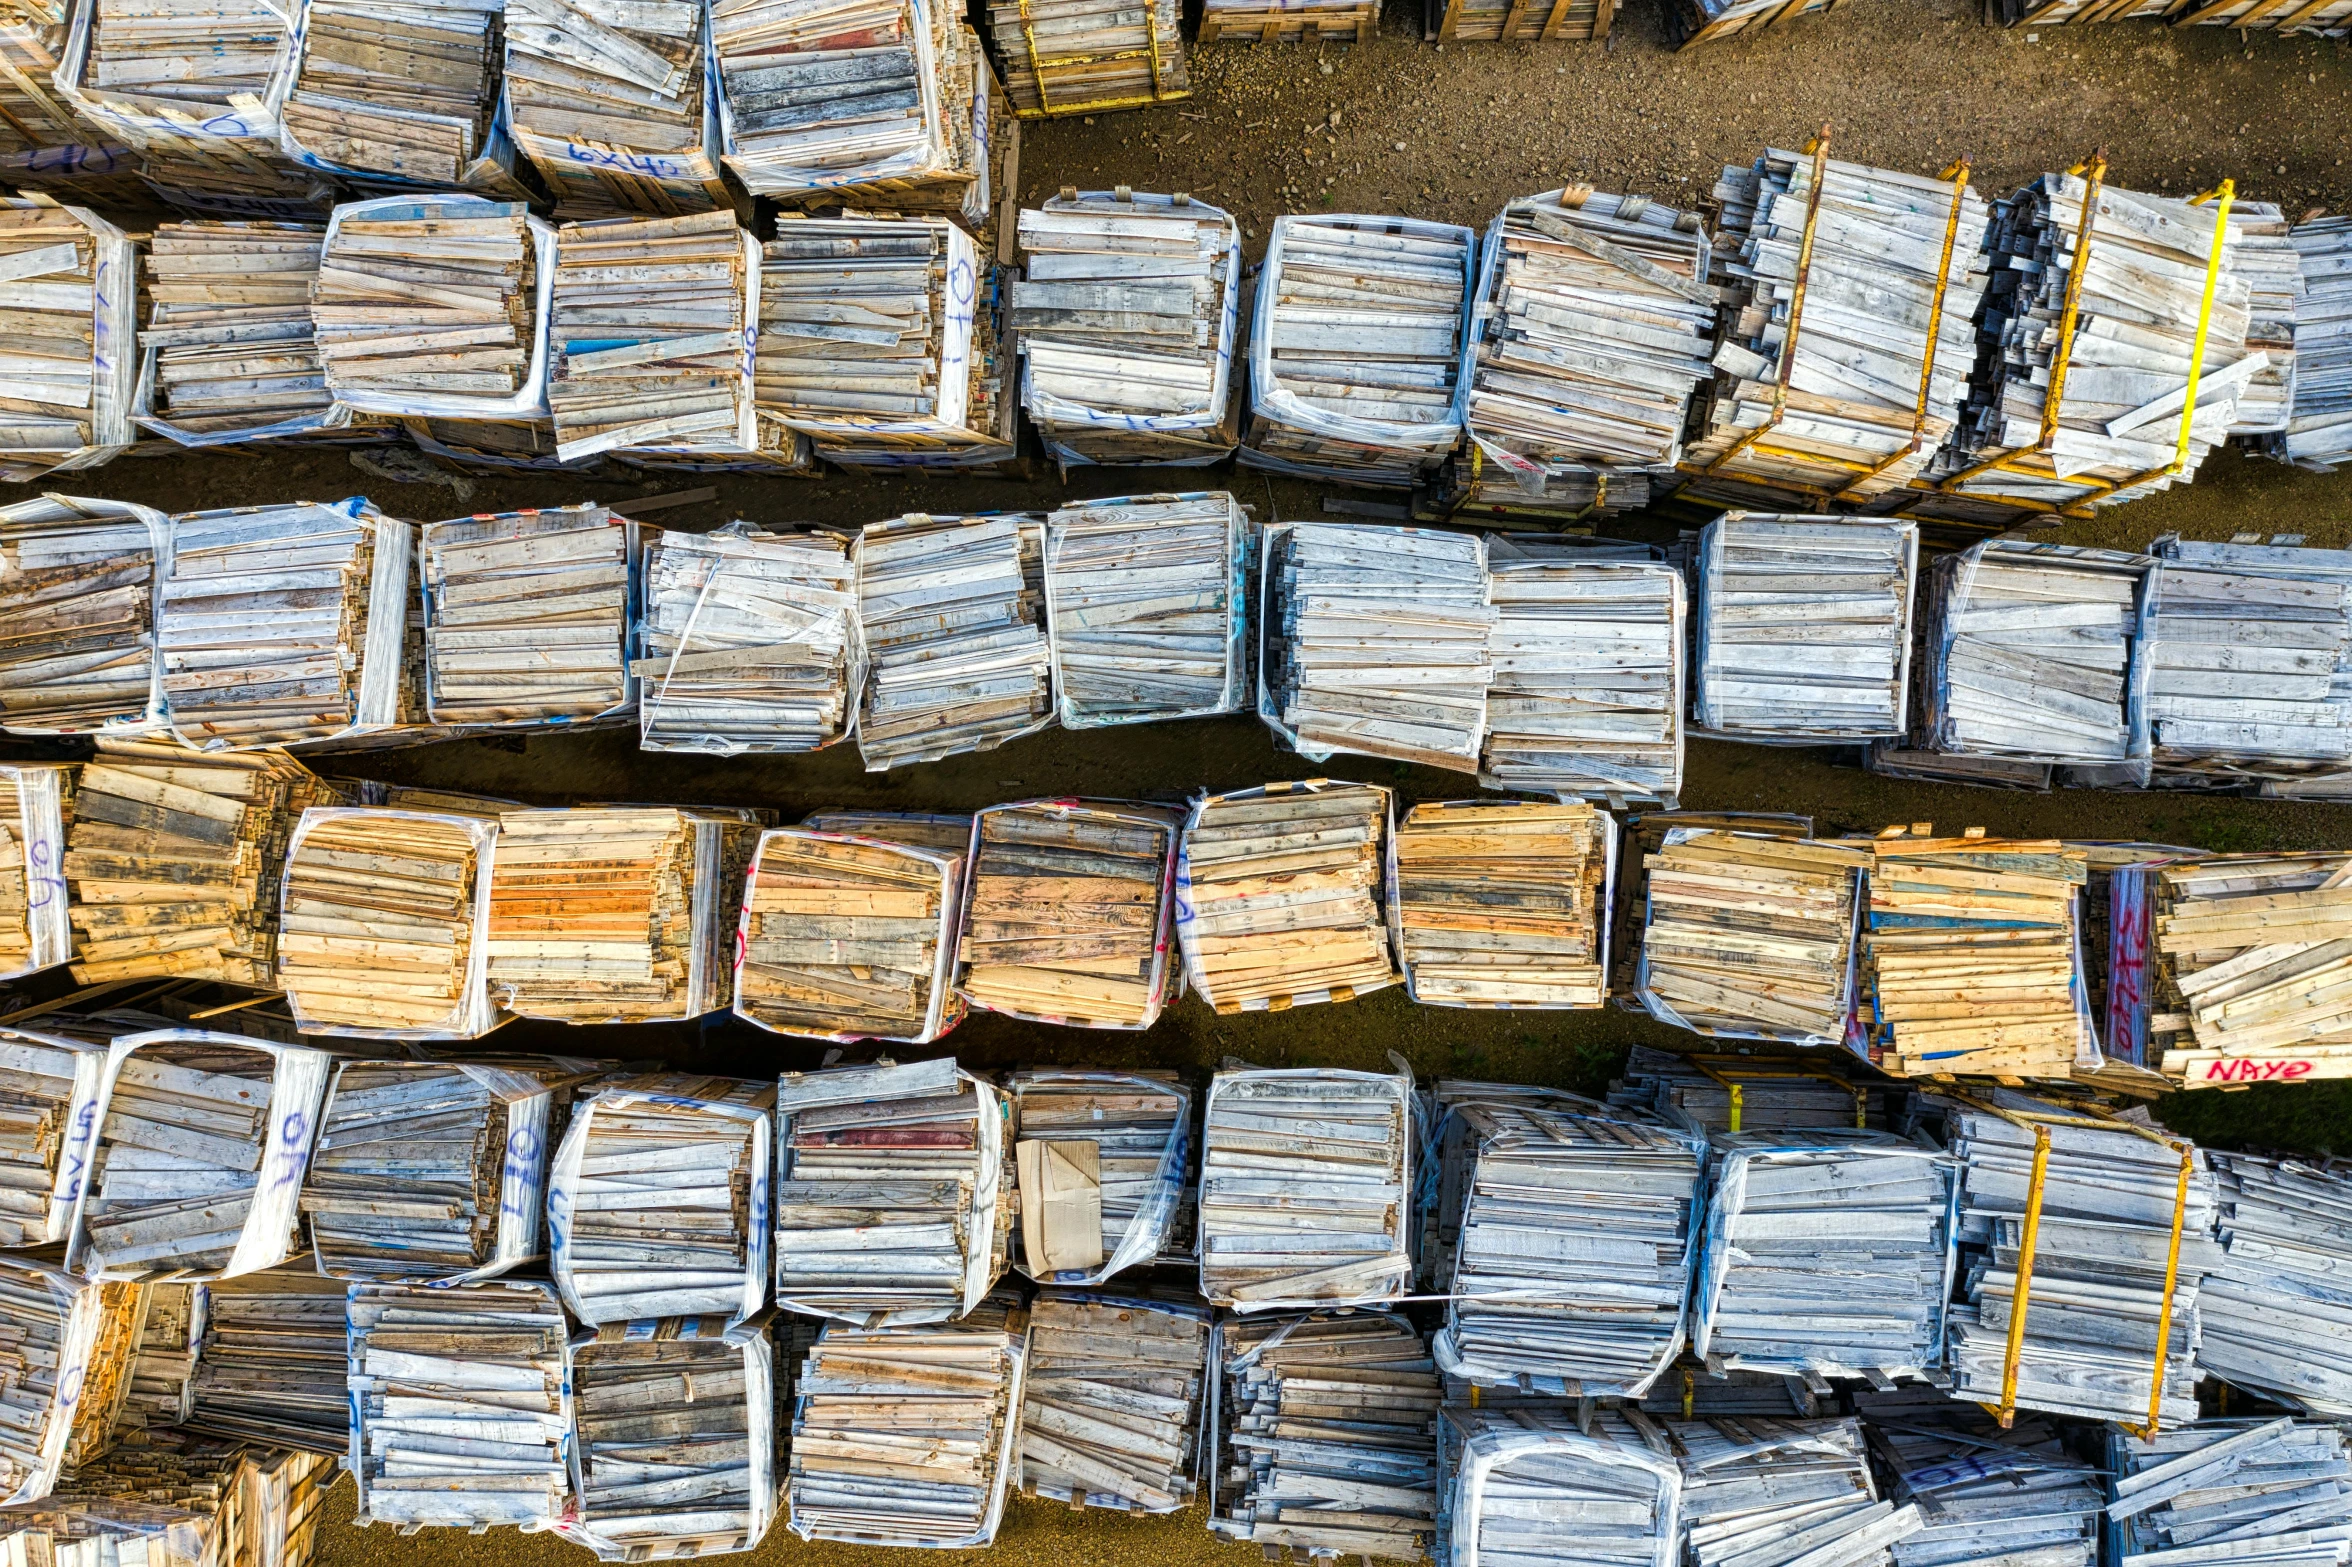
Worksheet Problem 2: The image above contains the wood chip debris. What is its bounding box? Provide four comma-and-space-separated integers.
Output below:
855, 511, 1051, 770
0, 496, 166, 736
1017, 1291, 1205, 1513
2197, 1152, 2352, 1416
1392, 799, 1610, 1009
281, 0, 503, 187
420, 503, 640, 728
136, 221, 337, 445
0, 201, 137, 481
1635, 830, 1867, 1048
314, 199, 541, 416
1436, 1405, 1679, 1567
0, 766, 72, 983
1007, 1069, 1190, 1284
2146, 851, 2352, 1087
1043, 491, 1247, 728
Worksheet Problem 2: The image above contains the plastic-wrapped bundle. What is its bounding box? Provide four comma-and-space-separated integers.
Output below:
1691, 1133, 1955, 1383
505, 0, 724, 217
1941, 1091, 2216, 1429
276, 806, 500, 1038
1672, 1418, 1923, 1567
67, 1030, 331, 1282
1479, 544, 1684, 806
548, 1075, 774, 1328
0, 496, 167, 738
0, 1258, 140, 1504
1432, 1099, 1704, 1396
135, 222, 339, 447
1684, 147, 1987, 508
637, 525, 859, 755
955, 799, 1182, 1029
1392, 800, 1612, 1009
184, 1260, 353, 1454
1008, 1071, 1189, 1286
2199, 1153, 2352, 1413
1418, 1080, 1602, 1297
1434, 1405, 1678, 1567
279, 0, 504, 189
1014, 190, 1242, 467
1261, 522, 1492, 772
0, 18, 138, 207
1208, 1311, 1439, 1562
855, 511, 1051, 770
1857, 1389, 2103, 1567
2138, 852, 2352, 1087
1606, 1045, 1890, 1135
0, 1023, 106, 1246
0, 766, 72, 985
419, 503, 640, 730
1240, 215, 1473, 486
784, 1291, 1027, 1547
1691, 513, 1919, 743
772, 1059, 1008, 1326
0, 201, 136, 484
983, 0, 1185, 113
562, 1314, 780, 1561
1017, 1291, 1205, 1513
712, 0, 959, 200
15, 1431, 336, 1567
114, 1280, 197, 1435
1462, 189, 1714, 517
733, 823, 965, 1044
347, 1279, 575, 1530
1199, 1067, 1412, 1312
2138, 537, 2352, 787
2275, 216, 2352, 469
2104, 1419, 2352, 1567
1916, 539, 2150, 770
1043, 492, 1247, 729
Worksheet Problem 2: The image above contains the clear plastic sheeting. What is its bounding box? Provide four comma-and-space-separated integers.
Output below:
1435, 1405, 1679, 1567
1042, 492, 1249, 730
0, 496, 169, 739
1007, 1070, 1190, 1287
0, 766, 73, 984
0, 1257, 140, 1505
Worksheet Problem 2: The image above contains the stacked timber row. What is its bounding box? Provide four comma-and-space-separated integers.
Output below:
1434, 1407, 1678, 1567
1671, 1418, 1922, 1567
854, 511, 1051, 769
2198, 1152, 2352, 1411
0, 200, 137, 483
135, 222, 338, 446
1391, 799, 1611, 1009
1197, 0, 1375, 40
1430, 0, 1616, 41
504, 0, 725, 216
418, 504, 640, 730
1667, 0, 1857, 46
1041, 492, 1247, 729
1006, 1069, 1191, 1284
1015, 1291, 1205, 1511
0, 496, 167, 737
186, 1262, 395, 1454
2273, 216, 2351, 469
277, 0, 505, 189
2142, 852, 2352, 1088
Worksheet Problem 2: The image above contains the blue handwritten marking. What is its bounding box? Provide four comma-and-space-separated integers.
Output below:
267, 1107, 311, 1190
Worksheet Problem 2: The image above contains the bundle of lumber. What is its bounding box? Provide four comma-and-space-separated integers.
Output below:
2106, 1420, 2352, 1567
2199, 1152, 2352, 1413
548, 212, 757, 463
1014, 191, 1241, 466
1208, 1312, 1438, 1562
956, 800, 1179, 1028
0, 1023, 104, 1246
1671, 1417, 1922, 1567
113, 1280, 197, 1436
1422, 1080, 1612, 1298
637, 524, 858, 754
0, 201, 137, 482
983, 0, 1186, 114
347, 1280, 574, 1530
711, 0, 956, 198
313, 199, 543, 419
63, 744, 334, 989
1263, 522, 1492, 771
1240, 215, 1474, 486
1684, 148, 1987, 509
1175, 780, 1397, 1012
1857, 1390, 2105, 1567
137, 221, 339, 445
566, 1316, 777, 1560
549, 1075, 773, 1326
280, 0, 503, 187
855, 511, 1051, 769
2274, 216, 2351, 470
784, 1292, 1026, 1547
505, 0, 724, 217
0, 765, 72, 983
1462, 188, 1715, 517
1862, 830, 2092, 1081
1608, 810, 1812, 1002
1691, 513, 1918, 742
1634, 829, 1865, 1048
1198, 1067, 1412, 1311
71, 1031, 330, 1281
1007, 1070, 1189, 1283
0, 17, 139, 207
1923, 169, 2250, 517
419, 504, 639, 728
1607, 1044, 1890, 1134
1479, 544, 1684, 806
772, 1059, 1009, 1325
1042, 492, 1245, 728
734, 822, 966, 1042
186, 1261, 359, 1454
1392, 800, 1609, 1009
23, 1433, 335, 1567
0, 1258, 140, 1504
0, 495, 166, 736
275, 805, 499, 1037
2141, 852, 2352, 1088
1017, 1292, 1204, 1513
1435, 1407, 1679, 1567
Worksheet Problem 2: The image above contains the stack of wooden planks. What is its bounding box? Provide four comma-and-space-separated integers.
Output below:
25, 1432, 335, 1567
785, 1294, 1026, 1547
2199, 1153, 2352, 1412
347, 1280, 574, 1530
114, 1280, 198, 1435
856, 511, 1051, 769
983, 0, 1187, 114
1436, 1408, 1678, 1567
637, 525, 858, 754
2107, 1420, 2352, 1567
0, 496, 165, 735
1685, 149, 1987, 509
1609, 1043, 1890, 1133
0, 765, 72, 982
0, 201, 138, 481
1017, 1292, 1204, 1513
1209, 1312, 1438, 1561
568, 1317, 775, 1559
1462, 189, 1715, 517
1014, 191, 1241, 466
138, 222, 338, 444
1196, 0, 1375, 39
2276, 216, 2351, 471
0, 1258, 139, 1502
956, 800, 1179, 1028
1006, 1070, 1189, 1283
419, 504, 638, 728
1264, 522, 1492, 771
63, 744, 334, 989
1198, 1067, 1412, 1310
76, 0, 281, 128
1479, 543, 1683, 806
1608, 810, 1812, 1003
734, 821, 966, 1042
551, 1076, 773, 1326
1863, 830, 2092, 1081
1240, 215, 1474, 486
313, 200, 540, 415
276, 805, 498, 1037
548, 212, 755, 462
0, 11, 137, 208
0, 1024, 101, 1245
1667, 0, 1855, 46
1635, 829, 1867, 1047
188, 1261, 367, 1455
710, 0, 950, 197
280, 0, 502, 187
1691, 514, 1918, 742
1392, 800, 1608, 1009
1043, 492, 1245, 727
1176, 780, 1396, 1012
1672, 1418, 1922, 1567
2143, 853, 2352, 1088
505, 0, 722, 216
1860, 1391, 2106, 1567
2227, 202, 2301, 442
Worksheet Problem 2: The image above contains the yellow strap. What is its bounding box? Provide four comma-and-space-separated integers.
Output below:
1995, 1126, 2051, 1428
2172, 180, 2237, 474
2039, 155, 2106, 450
1682, 1366, 1695, 1419
1697, 129, 1831, 482
2134, 1144, 2195, 1437
1469, 1383, 1482, 1407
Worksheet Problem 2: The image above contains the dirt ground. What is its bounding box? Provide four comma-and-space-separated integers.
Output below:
11, 6, 2352, 1563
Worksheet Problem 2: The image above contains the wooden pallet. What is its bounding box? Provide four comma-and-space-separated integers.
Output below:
1431, 0, 1612, 41
1198, 0, 1376, 41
